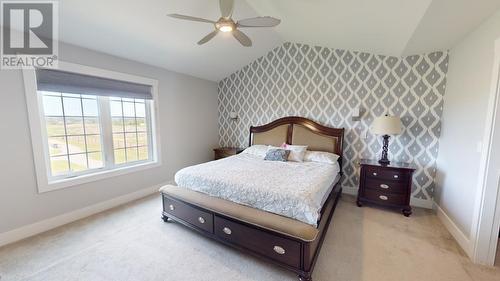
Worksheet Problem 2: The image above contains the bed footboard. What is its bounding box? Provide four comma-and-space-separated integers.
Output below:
161, 182, 342, 281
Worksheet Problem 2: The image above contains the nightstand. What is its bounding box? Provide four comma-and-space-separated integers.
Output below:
356, 159, 416, 217
213, 147, 244, 160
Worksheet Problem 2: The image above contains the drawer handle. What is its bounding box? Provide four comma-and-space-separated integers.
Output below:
380, 184, 389, 189
393, 175, 399, 179
379, 195, 388, 201
169, 204, 175, 211
372, 172, 378, 176
273, 246, 286, 255
198, 217, 205, 224
223, 227, 232, 235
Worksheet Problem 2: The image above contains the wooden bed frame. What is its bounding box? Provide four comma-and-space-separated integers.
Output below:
161, 117, 344, 281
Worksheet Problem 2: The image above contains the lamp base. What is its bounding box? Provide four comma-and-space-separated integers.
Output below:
378, 159, 390, 165
379, 134, 390, 165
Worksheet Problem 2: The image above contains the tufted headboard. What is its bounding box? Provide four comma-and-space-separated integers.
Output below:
249, 116, 344, 171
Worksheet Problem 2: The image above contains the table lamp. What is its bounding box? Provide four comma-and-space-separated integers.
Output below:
370, 115, 402, 165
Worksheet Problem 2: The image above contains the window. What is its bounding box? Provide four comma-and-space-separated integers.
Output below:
40, 93, 154, 179
42, 92, 104, 176
23, 62, 160, 192
110, 97, 150, 164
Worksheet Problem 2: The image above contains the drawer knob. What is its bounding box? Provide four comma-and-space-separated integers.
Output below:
393, 175, 399, 179
380, 184, 389, 189
198, 217, 205, 224
223, 227, 232, 235
273, 246, 286, 255
379, 195, 388, 201
169, 204, 175, 211
372, 172, 378, 176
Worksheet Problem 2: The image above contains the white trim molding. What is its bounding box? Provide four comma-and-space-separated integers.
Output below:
470, 39, 500, 266
22, 61, 162, 193
0, 183, 167, 248
436, 204, 474, 258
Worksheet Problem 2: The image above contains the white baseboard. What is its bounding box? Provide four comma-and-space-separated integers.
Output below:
342, 186, 433, 209
435, 204, 474, 258
0, 183, 166, 248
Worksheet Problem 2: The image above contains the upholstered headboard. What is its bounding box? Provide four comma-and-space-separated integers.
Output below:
249, 116, 344, 170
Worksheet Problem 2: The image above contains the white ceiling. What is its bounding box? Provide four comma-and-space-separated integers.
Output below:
58, 0, 500, 81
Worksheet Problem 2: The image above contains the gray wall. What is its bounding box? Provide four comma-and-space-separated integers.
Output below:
0, 43, 219, 233
218, 42, 449, 207
435, 9, 500, 236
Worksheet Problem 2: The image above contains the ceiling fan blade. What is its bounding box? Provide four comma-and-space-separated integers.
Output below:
232, 29, 252, 47
197, 30, 219, 45
167, 14, 215, 24
238, 16, 281, 27
219, 0, 234, 18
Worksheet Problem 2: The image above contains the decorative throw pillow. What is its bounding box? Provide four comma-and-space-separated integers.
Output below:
264, 148, 290, 162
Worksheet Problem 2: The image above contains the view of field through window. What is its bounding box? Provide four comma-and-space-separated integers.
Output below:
110, 97, 149, 164
42, 92, 103, 175
42, 92, 151, 177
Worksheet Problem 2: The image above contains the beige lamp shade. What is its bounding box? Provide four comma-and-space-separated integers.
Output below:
371, 115, 402, 135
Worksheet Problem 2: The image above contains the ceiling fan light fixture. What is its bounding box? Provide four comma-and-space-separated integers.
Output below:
168, 0, 280, 46
219, 25, 233, 32
215, 19, 235, 33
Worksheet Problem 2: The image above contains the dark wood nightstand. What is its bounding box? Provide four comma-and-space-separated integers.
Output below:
213, 147, 244, 160
356, 159, 416, 217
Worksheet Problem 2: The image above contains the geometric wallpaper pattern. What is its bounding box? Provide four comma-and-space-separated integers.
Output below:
218, 42, 449, 205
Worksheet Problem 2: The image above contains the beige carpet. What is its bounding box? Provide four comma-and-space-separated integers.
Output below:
0, 194, 499, 281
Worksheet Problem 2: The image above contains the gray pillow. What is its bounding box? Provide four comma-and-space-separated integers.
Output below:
264, 149, 290, 162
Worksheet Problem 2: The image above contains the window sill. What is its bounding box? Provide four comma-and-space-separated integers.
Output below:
38, 161, 161, 193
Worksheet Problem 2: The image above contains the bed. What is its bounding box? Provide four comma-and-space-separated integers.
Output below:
160, 116, 344, 281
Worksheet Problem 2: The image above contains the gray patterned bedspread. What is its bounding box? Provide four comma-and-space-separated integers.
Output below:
174, 153, 340, 226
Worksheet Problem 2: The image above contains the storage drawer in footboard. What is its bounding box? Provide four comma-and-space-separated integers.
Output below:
214, 216, 301, 268
162, 195, 214, 233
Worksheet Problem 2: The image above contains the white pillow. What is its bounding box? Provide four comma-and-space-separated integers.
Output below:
282, 144, 308, 162
303, 151, 340, 164
241, 145, 268, 158
266, 145, 282, 153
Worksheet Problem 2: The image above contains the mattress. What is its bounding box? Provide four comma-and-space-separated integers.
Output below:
174, 153, 340, 226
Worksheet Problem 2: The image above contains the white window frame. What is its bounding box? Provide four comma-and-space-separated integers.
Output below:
23, 61, 162, 193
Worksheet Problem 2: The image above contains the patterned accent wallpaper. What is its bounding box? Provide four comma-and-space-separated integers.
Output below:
218, 42, 449, 205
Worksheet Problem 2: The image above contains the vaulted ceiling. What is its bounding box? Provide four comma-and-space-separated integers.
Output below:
59, 0, 500, 81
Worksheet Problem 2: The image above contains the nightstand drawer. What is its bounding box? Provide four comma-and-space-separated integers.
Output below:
365, 166, 406, 181
365, 178, 406, 194
363, 189, 406, 205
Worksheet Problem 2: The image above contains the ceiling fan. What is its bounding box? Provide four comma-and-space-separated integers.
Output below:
167, 0, 281, 47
